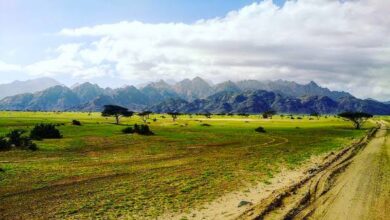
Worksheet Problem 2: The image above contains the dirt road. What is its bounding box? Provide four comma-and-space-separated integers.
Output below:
303, 121, 389, 220
239, 121, 389, 220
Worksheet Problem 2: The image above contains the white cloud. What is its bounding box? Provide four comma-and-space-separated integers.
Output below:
25, 43, 110, 79
0, 60, 22, 72
7, 0, 390, 100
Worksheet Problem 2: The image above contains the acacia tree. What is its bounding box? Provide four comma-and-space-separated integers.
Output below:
310, 112, 321, 119
203, 112, 212, 118
102, 105, 134, 125
167, 112, 180, 121
262, 110, 277, 119
338, 112, 373, 129
138, 111, 152, 123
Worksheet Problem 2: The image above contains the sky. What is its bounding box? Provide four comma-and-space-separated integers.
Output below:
0, 0, 389, 101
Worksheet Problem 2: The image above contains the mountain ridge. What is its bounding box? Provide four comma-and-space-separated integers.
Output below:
148, 90, 390, 115
0, 77, 388, 114
0, 77, 61, 99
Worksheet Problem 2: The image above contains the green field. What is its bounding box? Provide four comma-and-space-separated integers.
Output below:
0, 112, 376, 219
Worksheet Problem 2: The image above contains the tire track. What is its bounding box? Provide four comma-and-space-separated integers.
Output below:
236, 123, 381, 220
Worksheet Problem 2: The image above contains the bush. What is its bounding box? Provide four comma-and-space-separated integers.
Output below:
1, 130, 38, 151
122, 124, 154, 135
0, 137, 10, 151
122, 127, 134, 134
134, 124, 154, 135
200, 123, 211, 127
72, 120, 82, 126
255, 126, 266, 133
30, 124, 62, 140
7, 129, 26, 147
27, 142, 38, 151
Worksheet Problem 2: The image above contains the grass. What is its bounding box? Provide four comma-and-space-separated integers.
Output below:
0, 111, 377, 219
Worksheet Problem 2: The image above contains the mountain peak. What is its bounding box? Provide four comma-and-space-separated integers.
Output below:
147, 80, 171, 89
192, 76, 206, 82
307, 81, 319, 87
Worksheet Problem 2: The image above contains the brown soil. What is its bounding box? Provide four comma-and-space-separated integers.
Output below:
236, 121, 389, 220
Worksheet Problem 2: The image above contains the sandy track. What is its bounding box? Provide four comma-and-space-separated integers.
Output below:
300, 121, 389, 220
238, 121, 389, 220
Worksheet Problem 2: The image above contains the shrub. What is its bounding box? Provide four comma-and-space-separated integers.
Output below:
255, 126, 266, 133
27, 142, 38, 151
72, 120, 82, 126
7, 129, 26, 147
134, 124, 154, 135
1, 130, 38, 151
0, 137, 11, 151
122, 127, 134, 134
200, 123, 211, 127
30, 124, 62, 140
122, 124, 154, 135
19, 137, 38, 151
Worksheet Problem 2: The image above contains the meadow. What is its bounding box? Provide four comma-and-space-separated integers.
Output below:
0, 111, 375, 219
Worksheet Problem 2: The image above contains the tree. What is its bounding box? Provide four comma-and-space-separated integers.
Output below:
102, 105, 134, 125
167, 112, 180, 121
262, 110, 277, 119
338, 112, 373, 129
203, 112, 212, 118
238, 113, 250, 117
138, 111, 152, 123
310, 112, 321, 119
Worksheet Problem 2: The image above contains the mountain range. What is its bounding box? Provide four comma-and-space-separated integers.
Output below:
0, 77, 389, 115
0, 77, 60, 99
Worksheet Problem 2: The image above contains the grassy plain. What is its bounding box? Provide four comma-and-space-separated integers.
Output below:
0, 111, 375, 219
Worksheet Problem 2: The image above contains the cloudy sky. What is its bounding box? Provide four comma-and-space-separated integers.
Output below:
0, 0, 389, 101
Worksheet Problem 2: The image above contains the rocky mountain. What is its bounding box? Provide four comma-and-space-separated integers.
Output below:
0, 77, 388, 114
148, 90, 390, 115
214, 81, 241, 93
140, 80, 180, 103
0, 85, 80, 111
0, 77, 61, 99
172, 77, 214, 100
72, 82, 108, 103
144, 78, 352, 101
0, 81, 184, 111
235, 80, 351, 100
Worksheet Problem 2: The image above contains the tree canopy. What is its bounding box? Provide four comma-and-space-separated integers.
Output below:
102, 105, 134, 124
262, 110, 277, 119
167, 112, 180, 121
338, 112, 373, 129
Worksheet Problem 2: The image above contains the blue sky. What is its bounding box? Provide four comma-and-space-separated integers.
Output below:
0, 0, 389, 100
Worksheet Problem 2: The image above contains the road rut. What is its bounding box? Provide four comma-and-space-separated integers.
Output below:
238, 121, 389, 220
